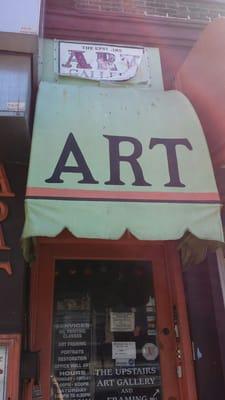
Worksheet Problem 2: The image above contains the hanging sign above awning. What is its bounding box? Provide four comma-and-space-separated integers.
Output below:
58, 41, 144, 81
23, 81, 223, 242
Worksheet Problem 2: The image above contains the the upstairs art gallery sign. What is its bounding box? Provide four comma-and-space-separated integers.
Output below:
58, 41, 144, 81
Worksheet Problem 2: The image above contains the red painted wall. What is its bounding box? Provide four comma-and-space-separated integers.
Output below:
176, 18, 225, 166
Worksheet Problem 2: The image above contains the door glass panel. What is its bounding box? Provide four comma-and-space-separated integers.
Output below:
51, 260, 161, 400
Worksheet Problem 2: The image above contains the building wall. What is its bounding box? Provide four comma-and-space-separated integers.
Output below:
44, 1, 210, 90
43, 2, 225, 399
184, 260, 225, 400
1, 1, 224, 398
48, 0, 225, 21
44, 1, 225, 91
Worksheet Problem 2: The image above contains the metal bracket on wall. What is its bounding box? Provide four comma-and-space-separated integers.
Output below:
0, 262, 12, 275
21, 351, 40, 383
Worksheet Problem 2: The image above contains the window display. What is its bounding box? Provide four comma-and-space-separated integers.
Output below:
0, 346, 8, 400
51, 261, 161, 400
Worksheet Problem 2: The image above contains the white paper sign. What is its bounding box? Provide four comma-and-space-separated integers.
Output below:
0, 346, 8, 400
112, 342, 136, 360
110, 312, 135, 332
7, 102, 25, 112
58, 41, 143, 81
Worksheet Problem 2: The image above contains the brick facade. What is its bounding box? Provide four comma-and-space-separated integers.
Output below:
48, 0, 225, 22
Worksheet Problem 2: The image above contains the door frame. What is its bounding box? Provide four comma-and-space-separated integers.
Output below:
26, 230, 197, 400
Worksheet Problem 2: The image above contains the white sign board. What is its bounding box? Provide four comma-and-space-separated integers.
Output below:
110, 312, 135, 332
58, 41, 143, 81
0, 346, 8, 400
112, 342, 136, 360
0, 0, 41, 35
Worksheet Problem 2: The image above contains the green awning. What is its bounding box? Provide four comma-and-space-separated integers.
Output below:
23, 81, 223, 243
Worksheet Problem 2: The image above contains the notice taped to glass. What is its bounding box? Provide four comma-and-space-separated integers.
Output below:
112, 342, 136, 360
52, 308, 91, 400
110, 312, 134, 332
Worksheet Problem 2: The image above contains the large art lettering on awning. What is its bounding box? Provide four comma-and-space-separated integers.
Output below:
23, 82, 223, 242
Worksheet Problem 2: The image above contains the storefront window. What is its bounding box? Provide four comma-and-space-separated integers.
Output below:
51, 261, 161, 400
0, 345, 8, 400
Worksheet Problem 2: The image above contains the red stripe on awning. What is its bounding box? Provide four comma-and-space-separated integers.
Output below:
26, 187, 221, 203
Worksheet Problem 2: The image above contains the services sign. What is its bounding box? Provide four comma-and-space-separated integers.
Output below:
58, 41, 143, 81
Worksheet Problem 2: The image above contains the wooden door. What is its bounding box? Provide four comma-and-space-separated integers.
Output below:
26, 233, 197, 400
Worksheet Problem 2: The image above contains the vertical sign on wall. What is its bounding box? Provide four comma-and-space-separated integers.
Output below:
0, 346, 8, 400
0, 164, 15, 275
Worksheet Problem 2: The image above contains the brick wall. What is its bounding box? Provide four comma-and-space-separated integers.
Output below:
48, 0, 225, 22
